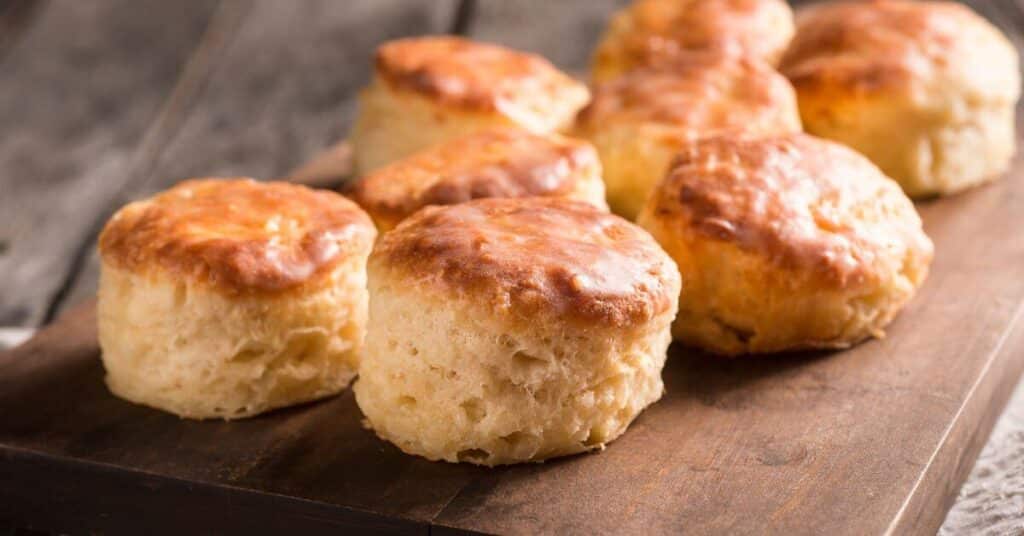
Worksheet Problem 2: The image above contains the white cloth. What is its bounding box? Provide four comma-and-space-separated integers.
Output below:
941, 379, 1024, 535
0, 327, 33, 350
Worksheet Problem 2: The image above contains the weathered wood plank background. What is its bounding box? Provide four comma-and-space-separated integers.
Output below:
0, 0, 458, 329
0, 1, 218, 327
1, 1, 1023, 534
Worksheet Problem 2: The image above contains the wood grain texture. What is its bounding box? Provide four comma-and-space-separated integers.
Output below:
0, 0, 222, 327
52, 0, 457, 317
1, 443, 425, 535
940, 357, 1024, 534
2, 135, 1024, 534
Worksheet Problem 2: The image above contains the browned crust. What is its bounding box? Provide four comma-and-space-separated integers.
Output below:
99, 178, 376, 294
372, 197, 680, 328
781, 0, 1010, 96
577, 52, 801, 135
648, 133, 933, 287
348, 128, 600, 230
374, 35, 582, 113
596, 0, 794, 69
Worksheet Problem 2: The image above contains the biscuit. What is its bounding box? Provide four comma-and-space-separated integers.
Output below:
591, 0, 794, 82
781, 0, 1020, 197
354, 197, 680, 465
351, 36, 589, 173
97, 178, 376, 419
637, 133, 933, 355
576, 53, 801, 219
348, 128, 607, 232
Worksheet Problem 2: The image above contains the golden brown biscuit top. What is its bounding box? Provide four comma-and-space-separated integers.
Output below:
372, 197, 680, 328
599, 0, 793, 67
348, 128, 601, 231
374, 36, 586, 115
99, 178, 376, 294
578, 53, 801, 137
648, 133, 933, 287
781, 0, 1019, 101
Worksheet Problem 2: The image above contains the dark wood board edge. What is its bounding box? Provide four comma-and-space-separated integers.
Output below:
0, 444, 427, 536
0, 300, 460, 535
429, 525, 489, 536
889, 303, 1024, 534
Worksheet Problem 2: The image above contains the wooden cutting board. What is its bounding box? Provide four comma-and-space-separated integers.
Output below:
2, 139, 1024, 536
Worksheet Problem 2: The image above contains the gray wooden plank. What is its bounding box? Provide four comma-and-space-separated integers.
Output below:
464, 0, 626, 71
0, 0, 223, 327
53, 0, 458, 315
940, 374, 1024, 534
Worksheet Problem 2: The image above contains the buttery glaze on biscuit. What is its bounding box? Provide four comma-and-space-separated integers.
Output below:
575, 52, 802, 219
592, 0, 794, 81
782, 0, 1015, 97
349, 128, 606, 230
653, 134, 933, 287
352, 36, 589, 173
579, 53, 800, 134
99, 178, 375, 294
357, 197, 679, 464
376, 36, 582, 115
372, 198, 678, 328
638, 132, 933, 354
779, 0, 1019, 198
